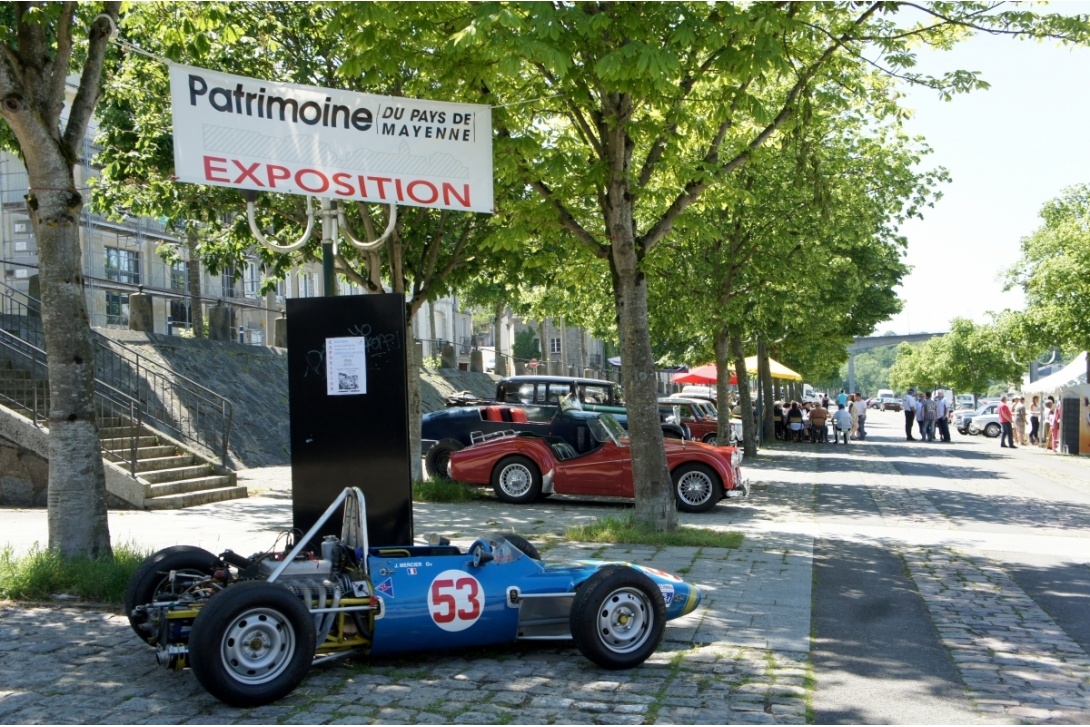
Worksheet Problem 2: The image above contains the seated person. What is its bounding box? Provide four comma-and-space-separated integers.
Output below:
832, 404, 852, 444
785, 402, 805, 442
809, 403, 828, 442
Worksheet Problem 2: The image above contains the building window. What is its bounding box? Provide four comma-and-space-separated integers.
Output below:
169, 299, 191, 328
244, 261, 260, 299
550, 337, 561, 355
221, 268, 237, 299
170, 261, 188, 293
299, 272, 315, 298
105, 247, 140, 285
106, 292, 129, 326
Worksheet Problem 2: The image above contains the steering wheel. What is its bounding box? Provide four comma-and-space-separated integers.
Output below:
469, 539, 494, 568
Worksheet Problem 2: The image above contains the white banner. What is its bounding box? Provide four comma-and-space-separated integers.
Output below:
169, 64, 493, 213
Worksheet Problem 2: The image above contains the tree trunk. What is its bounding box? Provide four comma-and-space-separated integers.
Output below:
32, 180, 112, 559
493, 302, 505, 375
759, 341, 774, 442
714, 328, 733, 443
186, 226, 204, 338
609, 228, 675, 531
730, 331, 757, 457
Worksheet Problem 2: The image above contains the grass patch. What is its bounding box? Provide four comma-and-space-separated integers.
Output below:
0, 542, 150, 604
412, 478, 482, 503
565, 511, 744, 549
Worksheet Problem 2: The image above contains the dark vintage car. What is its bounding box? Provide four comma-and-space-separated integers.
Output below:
423, 376, 687, 477
448, 407, 748, 513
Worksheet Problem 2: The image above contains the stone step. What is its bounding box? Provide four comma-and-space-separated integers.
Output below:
104, 444, 179, 460
139, 463, 217, 484
144, 485, 249, 510
144, 475, 235, 499
100, 435, 159, 451
98, 425, 146, 439
123, 453, 199, 473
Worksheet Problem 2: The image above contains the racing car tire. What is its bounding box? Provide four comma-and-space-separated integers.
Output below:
983, 422, 1001, 438
701, 433, 718, 445
124, 545, 220, 643
425, 438, 464, 481
671, 462, 722, 513
570, 566, 666, 670
492, 532, 541, 560
491, 455, 542, 504
188, 581, 316, 707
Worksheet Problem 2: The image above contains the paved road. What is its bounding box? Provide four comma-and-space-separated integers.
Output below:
2, 410, 1089, 724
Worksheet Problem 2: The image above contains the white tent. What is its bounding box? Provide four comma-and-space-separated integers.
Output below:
1022, 351, 1088, 394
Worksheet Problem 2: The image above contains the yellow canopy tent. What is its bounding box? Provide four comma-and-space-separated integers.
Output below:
745, 355, 802, 381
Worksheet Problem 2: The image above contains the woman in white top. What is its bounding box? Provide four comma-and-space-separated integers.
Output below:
1028, 395, 1042, 444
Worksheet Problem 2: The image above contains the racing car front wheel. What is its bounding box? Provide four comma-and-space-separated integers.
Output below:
188, 581, 317, 707
671, 463, 722, 513
124, 545, 220, 643
491, 455, 542, 504
570, 566, 666, 670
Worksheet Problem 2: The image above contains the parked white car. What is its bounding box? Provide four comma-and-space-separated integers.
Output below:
967, 403, 1001, 437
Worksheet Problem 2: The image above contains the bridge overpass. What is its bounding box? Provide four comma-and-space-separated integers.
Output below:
846, 332, 946, 394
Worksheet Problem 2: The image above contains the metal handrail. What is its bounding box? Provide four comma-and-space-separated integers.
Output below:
0, 281, 234, 468
0, 329, 147, 475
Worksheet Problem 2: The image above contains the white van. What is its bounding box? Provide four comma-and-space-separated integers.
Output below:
876, 388, 894, 400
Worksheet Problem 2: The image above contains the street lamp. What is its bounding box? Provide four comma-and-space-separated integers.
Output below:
240, 192, 397, 296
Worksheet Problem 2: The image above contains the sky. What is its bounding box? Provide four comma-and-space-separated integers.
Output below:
879, 8, 1090, 336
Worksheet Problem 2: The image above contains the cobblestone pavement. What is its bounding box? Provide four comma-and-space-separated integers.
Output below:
2, 414, 1090, 724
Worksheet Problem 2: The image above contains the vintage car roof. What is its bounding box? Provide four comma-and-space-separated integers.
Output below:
500, 375, 615, 386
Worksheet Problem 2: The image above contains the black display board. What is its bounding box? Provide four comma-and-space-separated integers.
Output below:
286, 295, 412, 547
1061, 397, 1081, 454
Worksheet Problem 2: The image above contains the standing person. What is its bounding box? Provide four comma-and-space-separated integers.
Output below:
832, 403, 852, 444
773, 401, 785, 440
919, 391, 936, 441
934, 390, 951, 442
853, 392, 868, 440
837, 389, 849, 409
1012, 396, 1028, 445
998, 394, 1015, 448
1040, 398, 1054, 448
902, 387, 918, 441
1029, 395, 1042, 444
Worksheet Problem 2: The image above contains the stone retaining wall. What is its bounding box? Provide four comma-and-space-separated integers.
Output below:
93, 331, 498, 469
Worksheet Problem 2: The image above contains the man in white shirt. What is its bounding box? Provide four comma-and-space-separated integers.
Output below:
853, 392, 868, 440
832, 403, 852, 444
933, 390, 950, 442
902, 387, 918, 441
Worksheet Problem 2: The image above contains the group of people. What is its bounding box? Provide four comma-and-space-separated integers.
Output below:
773, 390, 868, 445
900, 388, 952, 442
998, 393, 1061, 450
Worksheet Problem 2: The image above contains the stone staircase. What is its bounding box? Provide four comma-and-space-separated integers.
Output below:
0, 361, 246, 510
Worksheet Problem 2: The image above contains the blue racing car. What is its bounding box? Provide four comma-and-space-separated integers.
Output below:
125, 488, 702, 706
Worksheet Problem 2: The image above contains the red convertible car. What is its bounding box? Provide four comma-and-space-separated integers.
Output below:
447, 406, 748, 512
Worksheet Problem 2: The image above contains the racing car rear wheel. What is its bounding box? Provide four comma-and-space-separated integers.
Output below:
671, 463, 722, 513
124, 545, 220, 643
701, 433, 718, 445
491, 455, 542, 504
492, 532, 541, 560
425, 438, 464, 481
570, 566, 666, 670
188, 581, 316, 707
